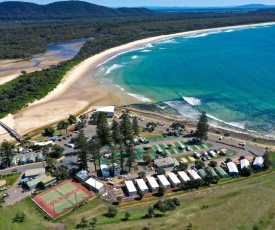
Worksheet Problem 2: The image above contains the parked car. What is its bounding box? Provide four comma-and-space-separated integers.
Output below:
201, 157, 206, 161
11, 169, 18, 172
193, 152, 201, 158
206, 156, 211, 160
191, 166, 198, 172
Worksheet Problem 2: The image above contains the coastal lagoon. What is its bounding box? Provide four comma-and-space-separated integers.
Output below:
93, 24, 275, 137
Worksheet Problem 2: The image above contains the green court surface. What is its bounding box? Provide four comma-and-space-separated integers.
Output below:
153, 145, 158, 150
167, 149, 173, 154
197, 144, 204, 149
189, 145, 195, 150
174, 147, 181, 152
41, 190, 60, 204
204, 143, 210, 147
150, 152, 156, 157
53, 191, 89, 214
157, 136, 162, 141
56, 183, 77, 196
149, 138, 156, 142
161, 144, 168, 149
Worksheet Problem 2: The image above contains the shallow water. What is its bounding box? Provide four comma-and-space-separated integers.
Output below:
93, 24, 275, 137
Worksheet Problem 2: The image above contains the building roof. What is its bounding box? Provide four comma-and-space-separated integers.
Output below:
253, 157, 264, 166
34, 140, 53, 146
147, 177, 159, 188
85, 178, 104, 190
240, 159, 250, 169
125, 180, 137, 193
37, 152, 43, 159
198, 169, 207, 178
154, 157, 177, 167
96, 106, 115, 113
135, 179, 148, 191
51, 136, 59, 140
167, 172, 181, 184
157, 175, 170, 186
20, 155, 26, 162
25, 168, 45, 177
227, 162, 239, 173
215, 166, 228, 176
26, 174, 46, 188
187, 170, 201, 180
178, 171, 190, 182
76, 170, 89, 181
210, 169, 218, 177
41, 175, 56, 184
28, 154, 34, 161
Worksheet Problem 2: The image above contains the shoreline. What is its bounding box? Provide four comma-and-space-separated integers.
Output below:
1, 21, 275, 143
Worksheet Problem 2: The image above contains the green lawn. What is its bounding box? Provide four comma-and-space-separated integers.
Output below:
2, 154, 275, 230
0, 172, 21, 188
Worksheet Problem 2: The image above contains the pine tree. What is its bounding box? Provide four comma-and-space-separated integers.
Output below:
0, 140, 15, 167
111, 120, 123, 144
88, 138, 101, 172
263, 150, 272, 170
132, 116, 140, 136
76, 132, 89, 170
96, 112, 111, 146
126, 141, 135, 171
120, 112, 133, 143
196, 111, 209, 141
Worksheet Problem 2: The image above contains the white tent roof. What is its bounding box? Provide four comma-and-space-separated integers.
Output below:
178, 171, 190, 182
227, 162, 239, 173
135, 179, 148, 190
25, 168, 45, 177
167, 172, 181, 184
157, 175, 170, 186
147, 177, 159, 188
187, 170, 201, 180
86, 178, 104, 190
125, 180, 137, 193
253, 157, 264, 166
240, 159, 250, 169
96, 106, 115, 113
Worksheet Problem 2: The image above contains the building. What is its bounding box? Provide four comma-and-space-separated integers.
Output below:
41, 176, 57, 189
10, 156, 17, 166
28, 154, 35, 163
76, 170, 89, 181
25, 168, 46, 178
210, 169, 218, 177
253, 156, 264, 170
215, 166, 229, 178
19, 155, 26, 165
240, 159, 250, 169
36, 152, 43, 162
187, 170, 201, 180
101, 164, 110, 178
167, 172, 181, 187
157, 175, 171, 188
125, 180, 137, 196
147, 177, 159, 192
135, 179, 149, 193
197, 169, 206, 179
227, 162, 239, 176
154, 157, 179, 168
85, 177, 104, 193
26, 174, 46, 190
178, 171, 190, 183
34, 140, 53, 146
95, 106, 115, 118
111, 163, 120, 176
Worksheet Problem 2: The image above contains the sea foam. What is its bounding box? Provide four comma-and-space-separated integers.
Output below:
140, 49, 152, 53
105, 64, 123, 75
131, 55, 138, 60
115, 85, 125, 91
182, 97, 201, 106
127, 93, 152, 103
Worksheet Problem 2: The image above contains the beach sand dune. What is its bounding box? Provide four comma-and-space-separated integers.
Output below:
1, 22, 275, 142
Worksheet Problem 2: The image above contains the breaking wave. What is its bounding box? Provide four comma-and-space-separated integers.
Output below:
182, 97, 201, 106
127, 93, 152, 103
105, 64, 123, 75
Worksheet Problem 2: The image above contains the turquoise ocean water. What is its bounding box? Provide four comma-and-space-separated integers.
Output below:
92, 24, 275, 137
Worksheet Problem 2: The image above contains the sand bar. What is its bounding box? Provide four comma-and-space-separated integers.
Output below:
1, 22, 275, 142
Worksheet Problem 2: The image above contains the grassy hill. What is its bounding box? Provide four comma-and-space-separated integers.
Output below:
0, 1, 156, 20
1, 153, 275, 229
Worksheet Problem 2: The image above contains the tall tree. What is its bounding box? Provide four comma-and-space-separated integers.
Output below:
87, 138, 101, 172
76, 132, 89, 170
96, 112, 110, 146
120, 112, 133, 142
126, 141, 135, 171
173, 162, 188, 172
50, 145, 65, 158
0, 140, 15, 166
263, 150, 272, 170
132, 116, 140, 136
111, 120, 123, 144
57, 120, 69, 135
68, 114, 77, 125
44, 127, 55, 136
196, 111, 209, 141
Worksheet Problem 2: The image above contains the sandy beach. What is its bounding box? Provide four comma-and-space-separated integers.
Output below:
1, 22, 275, 143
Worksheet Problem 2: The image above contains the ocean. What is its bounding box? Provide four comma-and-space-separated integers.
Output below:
92, 24, 275, 137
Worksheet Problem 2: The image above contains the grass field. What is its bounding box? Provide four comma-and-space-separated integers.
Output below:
1, 153, 275, 229
0, 173, 21, 189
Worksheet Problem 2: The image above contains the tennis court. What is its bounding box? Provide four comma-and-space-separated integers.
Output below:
32, 180, 95, 219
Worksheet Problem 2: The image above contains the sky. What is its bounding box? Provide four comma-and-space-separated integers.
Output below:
1, 0, 275, 7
